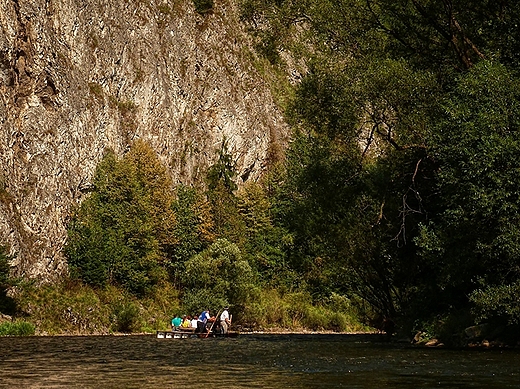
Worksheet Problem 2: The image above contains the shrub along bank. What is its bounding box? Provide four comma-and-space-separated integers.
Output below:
9, 280, 179, 335
3, 280, 369, 336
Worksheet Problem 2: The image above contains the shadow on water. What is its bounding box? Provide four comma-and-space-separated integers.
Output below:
0, 333, 518, 388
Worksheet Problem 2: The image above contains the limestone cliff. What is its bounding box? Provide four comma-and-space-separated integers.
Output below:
0, 0, 287, 281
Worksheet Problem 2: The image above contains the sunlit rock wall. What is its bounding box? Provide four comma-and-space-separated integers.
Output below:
0, 0, 287, 281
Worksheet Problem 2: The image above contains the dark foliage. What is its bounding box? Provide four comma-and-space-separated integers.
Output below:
241, 0, 520, 333
0, 245, 16, 315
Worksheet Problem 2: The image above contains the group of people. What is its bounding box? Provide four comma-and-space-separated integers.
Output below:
171, 307, 231, 335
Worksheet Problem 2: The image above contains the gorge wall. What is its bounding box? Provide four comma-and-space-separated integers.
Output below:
0, 0, 287, 281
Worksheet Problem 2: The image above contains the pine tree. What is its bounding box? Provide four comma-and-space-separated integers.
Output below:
65, 141, 176, 296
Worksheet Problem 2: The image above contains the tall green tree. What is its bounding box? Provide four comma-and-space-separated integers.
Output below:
168, 184, 214, 285
65, 140, 176, 296
417, 61, 520, 321
206, 139, 246, 246
237, 181, 294, 289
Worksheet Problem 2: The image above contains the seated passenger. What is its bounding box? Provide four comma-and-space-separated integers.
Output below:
181, 315, 191, 328
171, 315, 182, 330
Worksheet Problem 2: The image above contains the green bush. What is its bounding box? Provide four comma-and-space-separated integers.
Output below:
302, 305, 329, 330
181, 289, 227, 317
14, 280, 181, 335
429, 310, 473, 346
240, 289, 368, 332
325, 293, 368, 332
241, 288, 289, 328
470, 282, 520, 325
0, 321, 35, 336
140, 282, 181, 331
111, 302, 141, 333
15, 281, 113, 334
181, 239, 255, 313
328, 312, 349, 332
284, 291, 312, 327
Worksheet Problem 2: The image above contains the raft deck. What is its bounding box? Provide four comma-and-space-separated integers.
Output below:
156, 328, 239, 339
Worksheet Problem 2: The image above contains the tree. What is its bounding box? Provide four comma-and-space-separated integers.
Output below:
181, 239, 255, 313
65, 140, 176, 296
242, 0, 520, 331
237, 181, 293, 288
206, 139, 246, 246
168, 184, 214, 285
416, 61, 520, 319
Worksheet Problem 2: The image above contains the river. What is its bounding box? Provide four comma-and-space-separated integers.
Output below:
0, 333, 518, 388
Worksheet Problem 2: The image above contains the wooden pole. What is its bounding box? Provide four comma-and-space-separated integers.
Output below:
204, 310, 221, 338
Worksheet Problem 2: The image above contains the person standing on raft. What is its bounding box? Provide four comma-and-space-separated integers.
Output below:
197, 309, 210, 333
220, 307, 231, 334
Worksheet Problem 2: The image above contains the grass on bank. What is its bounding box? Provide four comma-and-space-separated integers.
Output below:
0, 320, 35, 336
13, 280, 180, 335
5, 280, 371, 336
241, 289, 372, 333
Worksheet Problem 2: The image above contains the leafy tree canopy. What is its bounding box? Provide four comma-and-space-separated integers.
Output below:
242, 0, 520, 331
65, 140, 176, 296
181, 239, 256, 314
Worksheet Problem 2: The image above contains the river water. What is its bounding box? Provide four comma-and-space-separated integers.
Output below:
0, 333, 518, 388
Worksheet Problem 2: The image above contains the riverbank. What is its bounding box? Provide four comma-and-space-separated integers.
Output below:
1, 280, 372, 336
3, 280, 518, 349
2, 315, 519, 350
8, 279, 515, 347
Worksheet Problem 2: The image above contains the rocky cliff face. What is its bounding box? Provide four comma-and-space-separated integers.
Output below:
0, 0, 287, 281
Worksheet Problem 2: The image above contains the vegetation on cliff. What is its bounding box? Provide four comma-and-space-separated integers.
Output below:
0, 245, 16, 315
0, 138, 366, 336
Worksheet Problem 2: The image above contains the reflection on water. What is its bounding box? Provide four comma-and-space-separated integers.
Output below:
0, 334, 518, 388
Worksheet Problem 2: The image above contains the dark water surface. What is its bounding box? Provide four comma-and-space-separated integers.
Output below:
0, 333, 518, 388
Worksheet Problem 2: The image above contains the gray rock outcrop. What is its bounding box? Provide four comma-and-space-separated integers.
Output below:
0, 0, 287, 281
